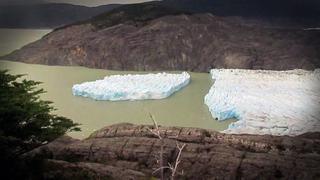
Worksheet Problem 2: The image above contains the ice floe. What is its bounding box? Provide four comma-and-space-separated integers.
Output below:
72, 72, 190, 101
205, 69, 320, 136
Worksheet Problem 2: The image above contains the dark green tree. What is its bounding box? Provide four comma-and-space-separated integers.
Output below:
0, 70, 80, 179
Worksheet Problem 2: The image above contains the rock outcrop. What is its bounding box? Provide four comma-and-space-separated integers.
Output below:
27, 123, 320, 179
3, 3, 320, 72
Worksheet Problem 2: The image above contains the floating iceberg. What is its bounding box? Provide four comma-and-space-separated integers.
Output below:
205, 69, 320, 136
72, 72, 190, 101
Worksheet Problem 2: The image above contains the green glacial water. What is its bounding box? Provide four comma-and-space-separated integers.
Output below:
0, 28, 51, 56
0, 29, 235, 139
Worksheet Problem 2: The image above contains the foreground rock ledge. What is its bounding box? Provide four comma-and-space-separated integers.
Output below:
28, 123, 320, 179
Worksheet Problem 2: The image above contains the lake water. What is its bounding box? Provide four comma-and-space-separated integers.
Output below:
0, 29, 235, 139
0, 28, 51, 56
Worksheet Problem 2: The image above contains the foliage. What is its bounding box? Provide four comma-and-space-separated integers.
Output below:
0, 70, 80, 153
0, 70, 80, 179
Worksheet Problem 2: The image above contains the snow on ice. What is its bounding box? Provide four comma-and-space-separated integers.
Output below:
72, 72, 190, 101
205, 69, 320, 136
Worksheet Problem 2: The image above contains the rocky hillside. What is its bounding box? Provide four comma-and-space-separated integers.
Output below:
27, 123, 320, 179
163, 0, 320, 19
0, 3, 120, 28
3, 3, 320, 72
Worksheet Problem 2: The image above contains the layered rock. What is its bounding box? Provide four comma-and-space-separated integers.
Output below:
3, 8, 320, 72
27, 123, 320, 179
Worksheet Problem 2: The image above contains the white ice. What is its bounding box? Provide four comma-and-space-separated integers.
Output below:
205, 69, 320, 136
72, 72, 190, 101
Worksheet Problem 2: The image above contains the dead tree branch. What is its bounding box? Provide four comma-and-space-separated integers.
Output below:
147, 113, 186, 180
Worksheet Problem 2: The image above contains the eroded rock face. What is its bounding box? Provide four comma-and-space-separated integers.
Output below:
4, 14, 320, 72
27, 123, 320, 179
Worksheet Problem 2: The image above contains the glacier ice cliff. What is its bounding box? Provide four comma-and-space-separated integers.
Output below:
205, 69, 320, 136
72, 72, 190, 101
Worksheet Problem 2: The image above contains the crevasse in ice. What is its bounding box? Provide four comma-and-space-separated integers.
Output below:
204, 69, 320, 136
72, 72, 190, 101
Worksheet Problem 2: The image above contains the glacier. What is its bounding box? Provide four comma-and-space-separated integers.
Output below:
205, 69, 320, 136
72, 72, 190, 101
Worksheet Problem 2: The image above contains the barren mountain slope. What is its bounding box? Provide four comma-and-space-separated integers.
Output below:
3, 5, 320, 72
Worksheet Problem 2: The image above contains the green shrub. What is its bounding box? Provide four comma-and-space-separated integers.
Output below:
0, 70, 80, 179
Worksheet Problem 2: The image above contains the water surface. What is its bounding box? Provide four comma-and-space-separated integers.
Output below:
0, 29, 235, 139
0, 28, 51, 56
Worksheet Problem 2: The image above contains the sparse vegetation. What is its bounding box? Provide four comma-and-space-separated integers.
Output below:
147, 113, 186, 180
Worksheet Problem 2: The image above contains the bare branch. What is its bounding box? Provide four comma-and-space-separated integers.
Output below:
149, 113, 158, 129
147, 113, 185, 180
147, 127, 162, 139
152, 166, 171, 174
170, 142, 186, 179
147, 113, 164, 180
147, 113, 162, 139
